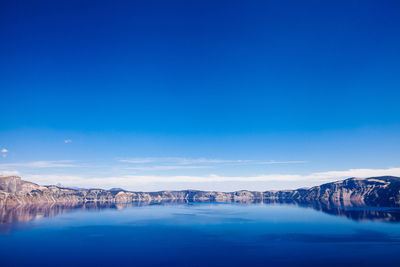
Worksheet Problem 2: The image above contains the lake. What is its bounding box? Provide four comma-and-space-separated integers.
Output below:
1, 202, 400, 266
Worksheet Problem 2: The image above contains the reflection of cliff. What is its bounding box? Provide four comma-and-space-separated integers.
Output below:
0, 200, 400, 230
292, 200, 400, 222
0, 202, 121, 225
0, 200, 191, 225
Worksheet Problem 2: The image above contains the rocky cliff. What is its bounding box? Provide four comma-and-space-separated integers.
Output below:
0, 175, 399, 206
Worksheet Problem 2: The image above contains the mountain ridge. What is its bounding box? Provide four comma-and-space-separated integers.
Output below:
0, 175, 399, 206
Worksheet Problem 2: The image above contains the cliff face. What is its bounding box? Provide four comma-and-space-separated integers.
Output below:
0, 175, 399, 206
291, 177, 400, 206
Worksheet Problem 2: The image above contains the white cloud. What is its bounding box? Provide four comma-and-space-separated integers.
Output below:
0, 160, 78, 169
256, 160, 306, 165
1, 148, 8, 153
176, 158, 249, 164
308, 168, 400, 180
119, 158, 157, 164
125, 165, 213, 171
119, 157, 305, 166
0, 170, 20, 176
64, 139, 72, 144
21, 167, 400, 192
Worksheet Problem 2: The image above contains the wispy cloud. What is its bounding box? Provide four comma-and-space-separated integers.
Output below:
22, 167, 400, 191
0, 160, 78, 169
176, 158, 250, 164
119, 157, 305, 166
256, 160, 306, 165
125, 165, 213, 171
1, 148, 8, 158
119, 158, 157, 164
64, 139, 72, 144
0, 170, 20, 176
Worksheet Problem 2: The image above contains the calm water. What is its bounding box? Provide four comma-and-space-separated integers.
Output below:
1, 202, 400, 266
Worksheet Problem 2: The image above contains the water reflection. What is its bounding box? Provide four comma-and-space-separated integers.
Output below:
294, 200, 400, 222
0, 199, 399, 229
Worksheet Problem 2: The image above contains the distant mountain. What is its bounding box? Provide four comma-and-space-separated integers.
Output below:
0, 175, 399, 207
109, 188, 126, 192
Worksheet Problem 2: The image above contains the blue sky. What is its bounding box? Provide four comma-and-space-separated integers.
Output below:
1, 1, 400, 191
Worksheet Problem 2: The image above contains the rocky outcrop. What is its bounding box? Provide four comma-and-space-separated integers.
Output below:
0, 175, 399, 207
292, 176, 400, 206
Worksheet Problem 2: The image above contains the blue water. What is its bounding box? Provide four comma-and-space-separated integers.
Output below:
1, 202, 400, 266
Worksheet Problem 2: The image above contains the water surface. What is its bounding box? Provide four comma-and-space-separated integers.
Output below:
0, 202, 400, 266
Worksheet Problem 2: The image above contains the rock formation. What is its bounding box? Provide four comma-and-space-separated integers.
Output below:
1, 175, 399, 207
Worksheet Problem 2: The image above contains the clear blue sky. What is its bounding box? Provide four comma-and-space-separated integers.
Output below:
1, 1, 400, 191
